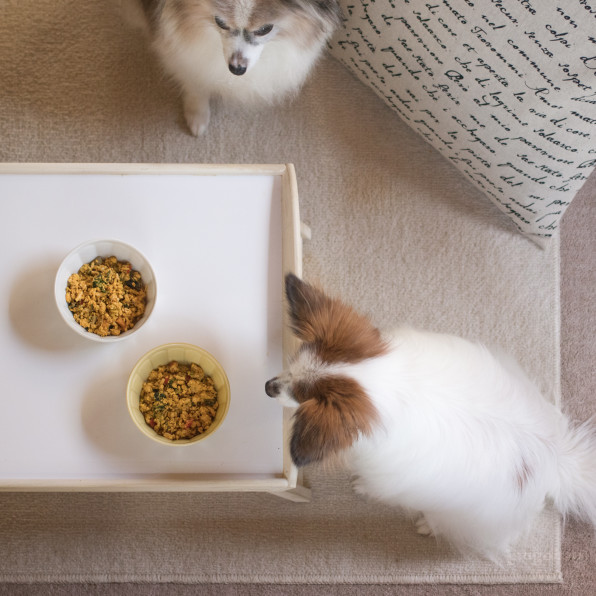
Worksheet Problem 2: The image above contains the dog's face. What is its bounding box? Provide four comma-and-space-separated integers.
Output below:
210, 0, 286, 75
265, 274, 387, 466
210, 0, 342, 75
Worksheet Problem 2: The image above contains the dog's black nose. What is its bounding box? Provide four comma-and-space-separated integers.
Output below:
229, 63, 247, 76
265, 378, 280, 397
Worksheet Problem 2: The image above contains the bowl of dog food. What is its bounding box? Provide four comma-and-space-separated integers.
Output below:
126, 343, 231, 445
54, 239, 157, 342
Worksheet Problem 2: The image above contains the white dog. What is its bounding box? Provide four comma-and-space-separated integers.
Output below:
123, 0, 341, 135
266, 274, 596, 556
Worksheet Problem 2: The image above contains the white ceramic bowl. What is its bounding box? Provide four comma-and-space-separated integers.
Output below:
126, 343, 231, 446
54, 239, 157, 342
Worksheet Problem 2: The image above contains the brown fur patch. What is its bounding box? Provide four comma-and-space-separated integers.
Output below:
166, 0, 213, 41
285, 274, 388, 365
247, 0, 286, 27
164, 0, 339, 48
211, 0, 301, 30
290, 375, 379, 466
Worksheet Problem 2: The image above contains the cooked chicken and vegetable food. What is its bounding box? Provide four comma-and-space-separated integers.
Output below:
139, 360, 219, 440
65, 256, 147, 336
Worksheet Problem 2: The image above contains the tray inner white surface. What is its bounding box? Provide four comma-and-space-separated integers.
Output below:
1, 173, 285, 480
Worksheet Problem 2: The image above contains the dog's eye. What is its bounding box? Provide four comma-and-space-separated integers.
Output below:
254, 24, 273, 37
214, 16, 229, 30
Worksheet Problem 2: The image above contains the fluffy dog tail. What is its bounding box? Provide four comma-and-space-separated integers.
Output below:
554, 417, 596, 527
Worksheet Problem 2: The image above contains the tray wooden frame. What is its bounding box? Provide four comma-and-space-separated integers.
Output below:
0, 163, 310, 502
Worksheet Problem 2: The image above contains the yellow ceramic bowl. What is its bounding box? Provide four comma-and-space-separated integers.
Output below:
54, 239, 157, 342
126, 343, 231, 445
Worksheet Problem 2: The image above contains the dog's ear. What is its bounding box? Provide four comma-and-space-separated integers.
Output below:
285, 273, 324, 344
284, 273, 387, 364
289, 376, 378, 467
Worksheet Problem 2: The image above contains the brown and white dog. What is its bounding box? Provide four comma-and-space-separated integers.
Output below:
266, 274, 596, 556
123, 0, 341, 135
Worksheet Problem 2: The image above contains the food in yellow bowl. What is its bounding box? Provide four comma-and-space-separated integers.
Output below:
65, 256, 146, 337
139, 360, 219, 441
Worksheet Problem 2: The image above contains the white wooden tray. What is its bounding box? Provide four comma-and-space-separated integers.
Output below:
0, 163, 309, 500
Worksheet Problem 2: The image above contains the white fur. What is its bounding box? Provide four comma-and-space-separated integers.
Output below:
274, 325, 596, 557
124, 0, 338, 135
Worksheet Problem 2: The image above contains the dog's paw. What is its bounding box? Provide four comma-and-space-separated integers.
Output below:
415, 516, 433, 537
183, 95, 211, 136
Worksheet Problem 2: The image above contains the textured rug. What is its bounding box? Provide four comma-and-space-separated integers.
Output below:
0, 0, 562, 584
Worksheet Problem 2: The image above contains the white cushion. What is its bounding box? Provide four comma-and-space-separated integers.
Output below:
329, 1, 596, 240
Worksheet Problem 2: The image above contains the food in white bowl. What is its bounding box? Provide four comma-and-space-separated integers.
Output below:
55, 239, 156, 342
66, 255, 147, 337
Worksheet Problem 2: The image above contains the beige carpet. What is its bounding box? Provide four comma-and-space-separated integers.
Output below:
0, 0, 594, 591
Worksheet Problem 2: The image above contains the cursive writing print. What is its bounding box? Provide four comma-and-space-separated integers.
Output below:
329, 0, 596, 238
